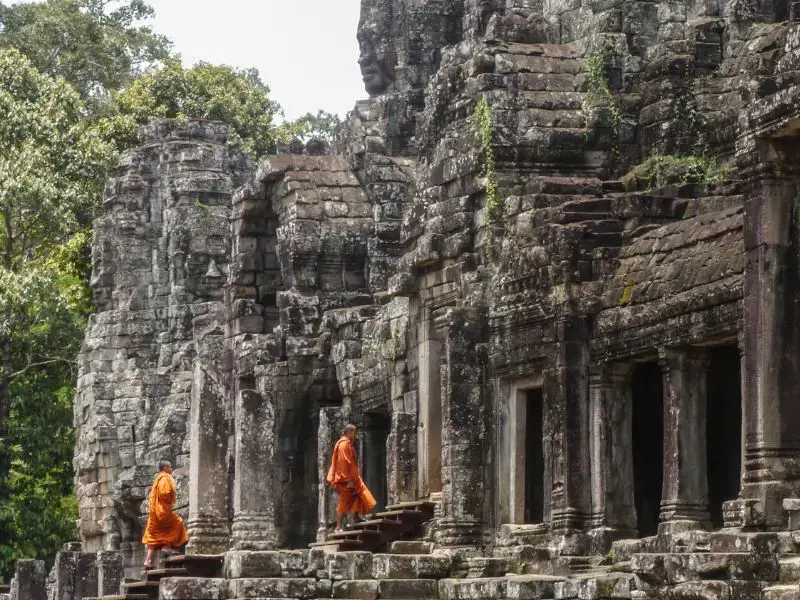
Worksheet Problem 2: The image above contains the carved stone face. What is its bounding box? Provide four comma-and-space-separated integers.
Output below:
357, 0, 397, 96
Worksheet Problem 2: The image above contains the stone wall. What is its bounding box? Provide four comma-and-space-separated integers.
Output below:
73, 121, 248, 573
68, 0, 800, 572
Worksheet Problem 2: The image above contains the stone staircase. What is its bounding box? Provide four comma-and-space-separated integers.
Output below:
90, 554, 223, 600
309, 500, 435, 553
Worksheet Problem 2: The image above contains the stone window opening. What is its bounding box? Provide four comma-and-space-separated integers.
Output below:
631, 361, 664, 537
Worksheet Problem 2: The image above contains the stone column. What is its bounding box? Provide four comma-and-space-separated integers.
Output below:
741, 183, 800, 527
231, 377, 277, 549
317, 407, 347, 541
658, 347, 711, 532
96, 551, 123, 597
435, 307, 488, 547
186, 361, 230, 554
546, 317, 592, 554
387, 410, 418, 505
10, 560, 46, 600
588, 362, 636, 553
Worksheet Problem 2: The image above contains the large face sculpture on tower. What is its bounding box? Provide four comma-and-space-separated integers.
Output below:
358, 0, 397, 96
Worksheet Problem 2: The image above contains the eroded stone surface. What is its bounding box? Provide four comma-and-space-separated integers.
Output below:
53, 1, 800, 600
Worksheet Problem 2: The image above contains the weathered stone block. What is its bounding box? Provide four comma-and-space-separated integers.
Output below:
159, 577, 226, 600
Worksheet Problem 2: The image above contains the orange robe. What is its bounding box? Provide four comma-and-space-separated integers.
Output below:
326, 436, 377, 516
141, 471, 189, 548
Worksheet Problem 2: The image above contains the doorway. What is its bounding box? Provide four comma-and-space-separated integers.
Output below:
362, 413, 390, 512
524, 389, 545, 523
631, 362, 664, 537
706, 345, 742, 528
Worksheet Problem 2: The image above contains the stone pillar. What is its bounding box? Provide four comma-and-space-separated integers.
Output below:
588, 362, 636, 553
317, 407, 347, 541
231, 379, 277, 549
74, 553, 98, 600
658, 347, 711, 532
741, 184, 800, 527
10, 560, 46, 600
186, 361, 230, 554
546, 317, 592, 554
435, 307, 488, 547
387, 411, 418, 505
417, 309, 443, 498
96, 551, 123, 597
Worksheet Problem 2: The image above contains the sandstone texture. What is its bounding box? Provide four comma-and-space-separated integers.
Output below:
37, 0, 800, 598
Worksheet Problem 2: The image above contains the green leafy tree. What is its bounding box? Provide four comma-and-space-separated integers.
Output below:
0, 0, 173, 107
0, 262, 87, 577
0, 47, 115, 578
101, 60, 286, 156
288, 109, 342, 143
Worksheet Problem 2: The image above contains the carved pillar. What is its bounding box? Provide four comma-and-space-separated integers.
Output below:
387, 411, 418, 505
186, 361, 230, 554
231, 376, 277, 549
658, 347, 711, 532
740, 180, 800, 527
317, 407, 347, 541
588, 362, 636, 552
10, 560, 46, 600
435, 307, 488, 547
96, 551, 123, 597
546, 317, 592, 554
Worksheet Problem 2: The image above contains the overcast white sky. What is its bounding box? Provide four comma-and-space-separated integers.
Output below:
145, 1, 364, 119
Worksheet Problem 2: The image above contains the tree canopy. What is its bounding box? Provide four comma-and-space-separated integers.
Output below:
0, 0, 173, 106
100, 60, 286, 155
0, 46, 115, 578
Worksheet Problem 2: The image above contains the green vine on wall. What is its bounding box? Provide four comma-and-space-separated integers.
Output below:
582, 43, 625, 157
475, 97, 502, 267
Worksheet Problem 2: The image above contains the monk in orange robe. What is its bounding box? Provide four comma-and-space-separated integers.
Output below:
327, 424, 377, 531
142, 460, 188, 568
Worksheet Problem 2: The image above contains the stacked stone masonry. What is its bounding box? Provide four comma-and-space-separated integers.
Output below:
10, 0, 800, 599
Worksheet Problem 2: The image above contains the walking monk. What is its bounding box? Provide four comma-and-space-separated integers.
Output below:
327, 424, 377, 532
142, 460, 188, 569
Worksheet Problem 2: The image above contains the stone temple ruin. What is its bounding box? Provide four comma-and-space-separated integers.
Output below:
5, 0, 800, 599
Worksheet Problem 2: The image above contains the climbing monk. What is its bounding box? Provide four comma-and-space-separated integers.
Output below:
142, 460, 188, 569
327, 424, 377, 532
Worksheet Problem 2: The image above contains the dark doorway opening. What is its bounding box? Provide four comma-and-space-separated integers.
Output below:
524, 389, 545, 524
362, 413, 390, 512
706, 345, 742, 528
632, 362, 664, 537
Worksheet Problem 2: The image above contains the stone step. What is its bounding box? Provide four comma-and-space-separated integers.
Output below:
389, 540, 433, 554
101, 595, 149, 600
439, 575, 562, 600
711, 530, 795, 555
555, 573, 634, 599
385, 500, 436, 513
308, 539, 365, 552
763, 584, 800, 600
464, 557, 510, 578
162, 554, 224, 578
141, 567, 187, 581
780, 557, 800, 584
372, 553, 452, 579
228, 577, 332, 599
120, 581, 158, 600
330, 529, 382, 540
224, 550, 310, 579
632, 551, 778, 585
648, 580, 763, 600
158, 577, 226, 600
332, 578, 439, 599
